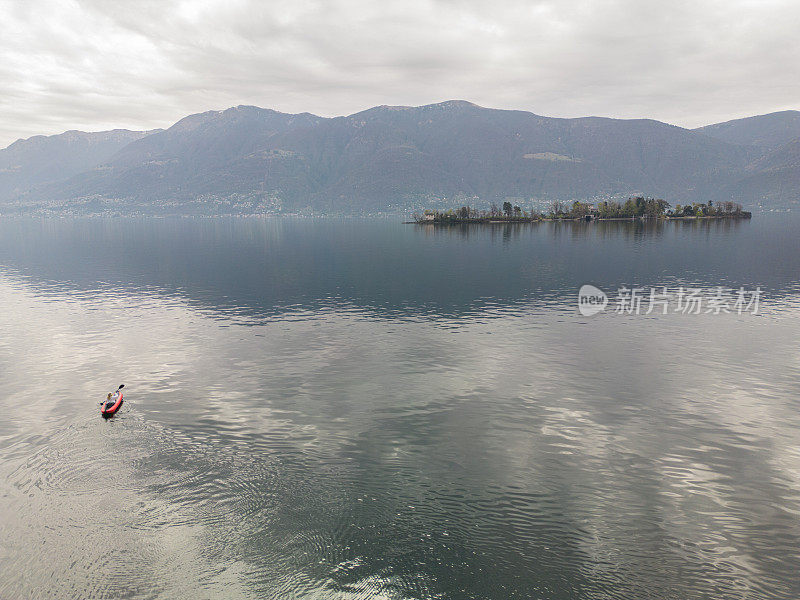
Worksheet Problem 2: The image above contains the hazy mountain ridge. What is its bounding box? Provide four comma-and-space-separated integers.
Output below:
2, 102, 799, 214
0, 129, 159, 201
694, 110, 800, 149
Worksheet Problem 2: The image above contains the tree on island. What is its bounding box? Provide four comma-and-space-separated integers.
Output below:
412, 196, 747, 223
570, 201, 589, 219
550, 200, 566, 218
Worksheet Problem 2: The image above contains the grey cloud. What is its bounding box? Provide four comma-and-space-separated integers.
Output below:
1, 0, 798, 146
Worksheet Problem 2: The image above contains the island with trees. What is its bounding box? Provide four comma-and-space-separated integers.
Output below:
410, 197, 752, 224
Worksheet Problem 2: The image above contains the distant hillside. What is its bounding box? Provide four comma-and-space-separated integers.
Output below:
694, 111, 800, 208
0, 129, 158, 200
694, 111, 800, 150
721, 138, 800, 207
1, 102, 799, 214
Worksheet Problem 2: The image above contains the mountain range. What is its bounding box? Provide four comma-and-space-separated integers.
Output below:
2, 101, 799, 215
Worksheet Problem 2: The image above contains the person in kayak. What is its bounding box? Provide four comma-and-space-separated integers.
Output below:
101, 385, 124, 412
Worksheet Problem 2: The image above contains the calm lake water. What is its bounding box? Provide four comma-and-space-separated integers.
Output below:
1, 215, 800, 599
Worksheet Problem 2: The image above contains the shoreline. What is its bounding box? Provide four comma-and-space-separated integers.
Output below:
405, 213, 753, 224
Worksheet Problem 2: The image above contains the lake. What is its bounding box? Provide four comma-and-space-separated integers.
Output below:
1, 215, 799, 599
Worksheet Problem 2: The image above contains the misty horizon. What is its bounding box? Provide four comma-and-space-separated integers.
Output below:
3, 1, 800, 148
5, 100, 800, 148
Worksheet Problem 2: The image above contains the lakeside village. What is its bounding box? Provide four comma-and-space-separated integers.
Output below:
411, 197, 752, 223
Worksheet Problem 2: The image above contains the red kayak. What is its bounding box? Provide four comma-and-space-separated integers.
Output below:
101, 387, 124, 417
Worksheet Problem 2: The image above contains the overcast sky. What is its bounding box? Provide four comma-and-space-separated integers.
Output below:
1, 0, 799, 147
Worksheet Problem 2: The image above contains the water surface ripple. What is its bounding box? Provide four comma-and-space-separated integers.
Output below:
1, 216, 799, 599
